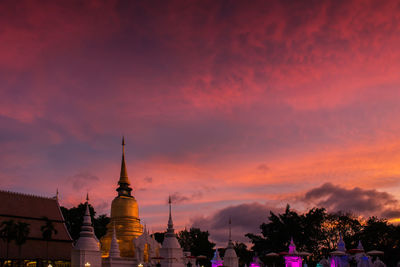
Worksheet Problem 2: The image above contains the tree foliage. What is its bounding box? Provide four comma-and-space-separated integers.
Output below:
60, 203, 110, 241
233, 242, 253, 267
0, 220, 31, 265
152, 232, 165, 244
247, 205, 400, 266
177, 228, 215, 267
152, 228, 215, 267
15, 222, 30, 264
0, 220, 18, 260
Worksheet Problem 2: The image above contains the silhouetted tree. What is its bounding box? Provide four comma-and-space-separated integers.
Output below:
233, 242, 252, 267
247, 205, 400, 266
0, 220, 17, 264
152, 232, 165, 244
359, 217, 400, 266
14, 222, 30, 267
41, 217, 58, 266
94, 215, 110, 239
177, 228, 215, 267
61, 203, 109, 240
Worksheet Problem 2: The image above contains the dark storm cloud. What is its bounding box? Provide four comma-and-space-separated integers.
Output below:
304, 183, 400, 219
191, 202, 278, 244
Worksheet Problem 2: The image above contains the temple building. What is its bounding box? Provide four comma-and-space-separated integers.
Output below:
1, 138, 191, 267
71, 196, 101, 267
100, 137, 143, 258
223, 219, 238, 267
284, 238, 302, 267
133, 226, 160, 265
0, 190, 72, 267
74, 138, 181, 267
159, 197, 185, 267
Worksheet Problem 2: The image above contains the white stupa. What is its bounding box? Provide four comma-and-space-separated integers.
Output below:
223, 219, 238, 267
71, 194, 102, 267
337, 234, 346, 252
108, 224, 120, 258
357, 241, 364, 251
211, 249, 223, 267
160, 196, 185, 267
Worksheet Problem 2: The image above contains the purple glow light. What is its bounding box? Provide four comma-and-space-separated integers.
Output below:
211, 262, 223, 267
284, 256, 302, 267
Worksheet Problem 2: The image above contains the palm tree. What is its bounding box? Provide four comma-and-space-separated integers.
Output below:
0, 220, 17, 266
15, 222, 30, 267
40, 217, 57, 267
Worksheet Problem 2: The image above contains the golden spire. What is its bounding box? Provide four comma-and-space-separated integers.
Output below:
116, 136, 133, 197
119, 136, 130, 185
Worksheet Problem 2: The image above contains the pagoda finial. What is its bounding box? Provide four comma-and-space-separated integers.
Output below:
83, 197, 92, 226
120, 136, 129, 183
229, 217, 232, 242
168, 195, 173, 227
116, 136, 132, 197
56, 188, 59, 201
166, 195, 175, 237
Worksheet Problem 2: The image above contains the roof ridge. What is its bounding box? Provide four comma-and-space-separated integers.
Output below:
0, 189, 55, 200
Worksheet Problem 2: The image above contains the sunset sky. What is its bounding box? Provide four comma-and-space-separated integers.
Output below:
2, 0, 400, 245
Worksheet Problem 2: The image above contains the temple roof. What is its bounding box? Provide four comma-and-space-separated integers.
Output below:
0, 190, 72, 260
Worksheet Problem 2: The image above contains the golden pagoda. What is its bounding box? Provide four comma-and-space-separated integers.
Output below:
100, 137, 143, 257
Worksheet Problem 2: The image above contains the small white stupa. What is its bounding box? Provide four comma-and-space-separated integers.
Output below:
211, 249, 223, 267
160, 196, 185, 267
102, 218, 134, 267
337, 234, 346, 252
330, 234, 349, 267
223, 218, 238, 267
71, 194, 102, 267
357, 240, 364, 251
108, 223, 120, 258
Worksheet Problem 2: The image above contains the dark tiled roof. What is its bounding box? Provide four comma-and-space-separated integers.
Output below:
0, 190, 63, 220
0, 190, 72, 260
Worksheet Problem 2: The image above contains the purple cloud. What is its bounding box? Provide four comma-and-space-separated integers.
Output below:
303, 183, 400, 219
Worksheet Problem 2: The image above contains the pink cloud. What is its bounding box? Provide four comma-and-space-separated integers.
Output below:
2, 0, 400, 241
